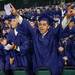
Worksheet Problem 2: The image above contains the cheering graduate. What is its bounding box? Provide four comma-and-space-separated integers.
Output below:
22, 14, 65, 75
26, 9, 75, 74
4, 4, 34, 75
7, 14, 33, 75
61, 15, 75, 66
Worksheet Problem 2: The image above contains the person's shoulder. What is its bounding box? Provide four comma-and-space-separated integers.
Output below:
21, 18, 29, 25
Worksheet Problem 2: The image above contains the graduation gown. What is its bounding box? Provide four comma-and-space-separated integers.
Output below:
61, 26, 75, 66
9, 28, 30, 69
0, 44, 5, 70
27, 24, 64, 73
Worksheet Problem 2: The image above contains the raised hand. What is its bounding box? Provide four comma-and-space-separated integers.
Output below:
67, 9, 75, 17
10, 3, 18, 16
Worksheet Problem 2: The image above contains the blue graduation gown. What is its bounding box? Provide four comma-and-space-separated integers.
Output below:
61, 26, 75, 66
4, 30, 17, 70
27, 24, 64, 74
5, 19, 32, 70
16, 19, 31, 38
0, 44, 5, 70
8, 28, 30, 69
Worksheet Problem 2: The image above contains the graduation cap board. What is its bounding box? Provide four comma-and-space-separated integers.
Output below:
38, 14, 55, 26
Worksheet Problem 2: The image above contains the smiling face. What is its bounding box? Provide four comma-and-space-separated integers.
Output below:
38, 20, 50, 34
10, 18, 18, 29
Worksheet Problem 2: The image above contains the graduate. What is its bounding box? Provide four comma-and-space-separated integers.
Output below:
0, 17, 15, 75
26, 11, 75, 75
0, 38, 14, 75
61, 17, 75, 66
21, 14, 64, 75
3, 4, 33, 74
7, 14, 33, 75
60, 8, 75, 66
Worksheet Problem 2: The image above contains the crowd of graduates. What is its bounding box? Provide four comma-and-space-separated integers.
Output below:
0, 2, 75, 75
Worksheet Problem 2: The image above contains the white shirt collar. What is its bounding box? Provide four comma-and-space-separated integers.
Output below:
14, 29, 18, 36
42, 31, 48, 38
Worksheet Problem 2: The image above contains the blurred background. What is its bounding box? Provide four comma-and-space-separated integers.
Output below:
0, 0, 75, 10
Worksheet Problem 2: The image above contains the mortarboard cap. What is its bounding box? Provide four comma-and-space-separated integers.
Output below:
38, 14, 54, 26
2, 15, 16, 21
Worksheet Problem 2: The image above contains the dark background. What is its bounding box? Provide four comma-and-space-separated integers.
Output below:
0, 0, 75, 10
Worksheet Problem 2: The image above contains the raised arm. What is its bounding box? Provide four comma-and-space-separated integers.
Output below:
62, 9, 75, 29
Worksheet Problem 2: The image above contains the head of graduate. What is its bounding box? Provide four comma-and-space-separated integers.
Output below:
5, 15, 19, 29
38, 14, 54, 34
68, 17, 75, 28
3, 15, 12, 28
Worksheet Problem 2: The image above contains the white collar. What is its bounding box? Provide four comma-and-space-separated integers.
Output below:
42, 31, 48, 38
14, 29, 18, 36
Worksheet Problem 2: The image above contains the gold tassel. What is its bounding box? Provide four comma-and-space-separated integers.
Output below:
10, 57, 14, 65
